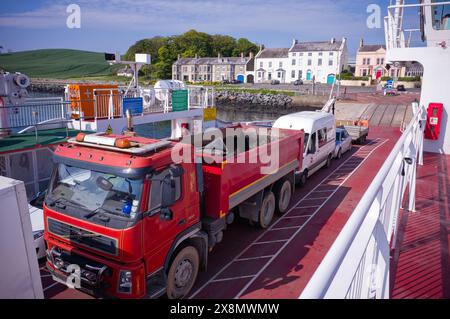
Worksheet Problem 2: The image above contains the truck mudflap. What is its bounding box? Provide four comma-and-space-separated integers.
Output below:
46, 246, 112, 297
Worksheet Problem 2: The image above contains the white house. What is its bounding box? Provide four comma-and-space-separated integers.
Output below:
254, 48, 290, 83
254, 38, 348, 84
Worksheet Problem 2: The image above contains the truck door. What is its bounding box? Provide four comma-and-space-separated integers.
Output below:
142, 165, 190, 273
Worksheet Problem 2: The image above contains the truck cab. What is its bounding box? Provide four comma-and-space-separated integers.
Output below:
44, 133, 206, 299
273, 112, 336, 186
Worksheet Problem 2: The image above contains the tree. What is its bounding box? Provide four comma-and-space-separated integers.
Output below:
233, 38, 258, 56
211, 35, 236, 57
123, 30, 258, 80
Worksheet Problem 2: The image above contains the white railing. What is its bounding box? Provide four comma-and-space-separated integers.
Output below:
300, 102, 426, 299
385, 0, 450, 50
91, 86, 213, 119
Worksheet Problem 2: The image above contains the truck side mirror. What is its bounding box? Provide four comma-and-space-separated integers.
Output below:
169, 165, 184, 178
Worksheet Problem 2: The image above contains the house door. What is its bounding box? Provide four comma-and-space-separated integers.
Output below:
237, 74, 245, 83
376, 70, 382, 80
306, 70, 312, 81
327, 74, 335, 85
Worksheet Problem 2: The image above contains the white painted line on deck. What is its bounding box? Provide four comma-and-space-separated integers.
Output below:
236, 255, 274, 262
211, 275, 255, 283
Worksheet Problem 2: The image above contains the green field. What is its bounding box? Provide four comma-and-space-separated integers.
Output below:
0, 49, 120, 79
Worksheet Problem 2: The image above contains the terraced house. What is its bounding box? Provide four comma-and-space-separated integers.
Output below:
254, 38, 348, 84
172, 53, 254, 83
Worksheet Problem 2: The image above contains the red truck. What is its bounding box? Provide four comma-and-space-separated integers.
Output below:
44, 125, 304, 298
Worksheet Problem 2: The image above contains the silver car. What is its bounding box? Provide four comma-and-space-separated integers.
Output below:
335, 128, 352, 159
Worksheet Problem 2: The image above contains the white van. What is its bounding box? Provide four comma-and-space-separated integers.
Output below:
273, 111, 336, 186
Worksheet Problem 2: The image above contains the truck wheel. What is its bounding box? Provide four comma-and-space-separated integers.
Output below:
274, 179, 292, 214
167, 246, 199, 299
259, 191, 276, 228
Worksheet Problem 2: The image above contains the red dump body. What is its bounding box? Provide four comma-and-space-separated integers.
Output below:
198, 125, 304, 219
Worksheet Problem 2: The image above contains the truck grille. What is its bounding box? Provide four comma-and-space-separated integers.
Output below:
48, 218, 118, 256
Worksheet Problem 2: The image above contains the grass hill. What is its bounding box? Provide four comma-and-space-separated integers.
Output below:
0, 49, 120, 79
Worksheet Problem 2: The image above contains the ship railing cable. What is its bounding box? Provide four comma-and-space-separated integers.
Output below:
300, 101, 426, 299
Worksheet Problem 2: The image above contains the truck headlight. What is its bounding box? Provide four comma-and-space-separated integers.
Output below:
118, 270, 132, 294
33, 230, 44, 240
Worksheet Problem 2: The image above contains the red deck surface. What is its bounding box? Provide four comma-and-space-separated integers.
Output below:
41, 126, 448, 299
391, 152, 450, 299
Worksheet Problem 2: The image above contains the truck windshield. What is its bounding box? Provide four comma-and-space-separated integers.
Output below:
48, 163, 143, 219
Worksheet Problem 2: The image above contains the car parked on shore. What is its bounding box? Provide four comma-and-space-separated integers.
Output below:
293, 79, 303, 86
271, 80, 280, 85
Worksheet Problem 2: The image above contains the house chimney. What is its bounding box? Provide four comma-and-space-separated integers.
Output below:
331, 38, 336, 44
177, 54, 181, 60
241, 52, 244, 58
360, 38, 364, 48
195, 53, 198, 59
249, 52, 254, 59
292, 38, 298, 46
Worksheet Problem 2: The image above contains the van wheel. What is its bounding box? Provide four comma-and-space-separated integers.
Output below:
167, 246, 199, 299
274, 179, 292, 214
297, 170, 308, 187
259, 191, 276, 228
325, 154, 332, 168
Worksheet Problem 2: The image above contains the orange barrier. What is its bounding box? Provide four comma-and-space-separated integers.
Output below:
67, 84, 119, 119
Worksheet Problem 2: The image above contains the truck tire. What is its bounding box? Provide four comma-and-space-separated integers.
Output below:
274, 179, 292, 214
258, 191, 276, 228
166, 246, 199, 299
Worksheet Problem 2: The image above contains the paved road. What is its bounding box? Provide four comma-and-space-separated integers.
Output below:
220, 83, 421, 95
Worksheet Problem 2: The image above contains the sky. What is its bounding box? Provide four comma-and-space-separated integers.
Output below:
0, 0, 391, 58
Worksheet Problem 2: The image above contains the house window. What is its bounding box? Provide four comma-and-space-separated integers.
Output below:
381, 58, 384, 65
258, 72, 262, 78
308, 52, 312, 56
292, 59, 296, 66
319, 52, 323, 56
279, 62, 283, 68
329, 52, 334, 56
277, 72, 282, 78
269, 62, 272, 68
291, 70, 295, 78
293, 53, 297, 57
376, 58, 380, 65
260, 62, 263, 68
268, 73, 272, 80
362, 69, 367, 76
363, 58, 366, 65
367, 58, 371, 65
299, 53, 304, 56
299, 70, 303, 79
318, 59, 323, 66
308, 59, 312, 66
329, 60, 333, 66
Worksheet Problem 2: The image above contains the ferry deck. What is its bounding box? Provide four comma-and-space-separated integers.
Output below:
39, 125, 449, 299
